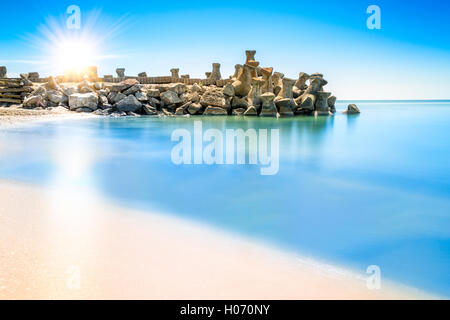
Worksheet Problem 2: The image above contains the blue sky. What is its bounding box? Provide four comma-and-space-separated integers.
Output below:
0, 0, 449, 99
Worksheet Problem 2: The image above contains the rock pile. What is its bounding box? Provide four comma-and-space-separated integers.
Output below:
2, 51, 358, 117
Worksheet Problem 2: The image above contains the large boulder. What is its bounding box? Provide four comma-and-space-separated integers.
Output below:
108, 92, 126, 104
47, 90, 66, 104
135, 91, 148, 102
166, 83, 187, 95
200, 88, 226, 108
69, 93, 99, 111
115, 95, 142, 112
109, 79, 139, 92
160, 90, 182, 105
122, 84, 142, 95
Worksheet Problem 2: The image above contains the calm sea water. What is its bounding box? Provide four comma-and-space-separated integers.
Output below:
1, 101, 449, 296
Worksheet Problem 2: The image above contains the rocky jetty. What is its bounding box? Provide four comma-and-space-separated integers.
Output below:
0, 51, 356, 117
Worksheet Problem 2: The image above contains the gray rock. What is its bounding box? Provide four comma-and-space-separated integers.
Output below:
200, 88, 226, 108
109, 92, 126, 104
100, 95, 109, 105
203, 106, 228, 116
115, 95, 142, 112
69, 93, 99, 111
100, 103, 112, 110
161, 90, 182, 105
345, 104, 360, 114
122, 84, 142, 95
138, 72, 147, 77
33, 86, 47, 97
223, 83, 235, 97
191, 83, 202, 93
63, 86, 77, 97
147, 88, 160, 98
46, 90, 66, 104
135, 91, 148, 102
23, 95, 47, 109
98, 89, 108, 96
188, 103, 202, 115
166, 83, 187, 95
109, 79, 139, 92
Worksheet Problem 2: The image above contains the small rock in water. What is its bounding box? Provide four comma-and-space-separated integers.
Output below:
345, 104, 360, 114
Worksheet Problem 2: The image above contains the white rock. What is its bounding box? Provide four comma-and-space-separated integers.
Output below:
69, 93, 99, 111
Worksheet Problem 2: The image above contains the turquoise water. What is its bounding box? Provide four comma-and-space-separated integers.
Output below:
1, 101, 449, 296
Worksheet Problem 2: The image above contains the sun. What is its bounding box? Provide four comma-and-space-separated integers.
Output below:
54, 37, 99, 76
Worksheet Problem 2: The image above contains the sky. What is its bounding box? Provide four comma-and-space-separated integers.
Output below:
0, 0, 449, 99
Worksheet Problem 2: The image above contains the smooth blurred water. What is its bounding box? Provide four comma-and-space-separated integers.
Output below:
1, 101, 449, 296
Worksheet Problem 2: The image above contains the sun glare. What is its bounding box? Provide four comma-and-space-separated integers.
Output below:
54, 38, 98, 75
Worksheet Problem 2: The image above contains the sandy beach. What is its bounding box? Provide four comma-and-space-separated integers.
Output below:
0, 180, 432, 300
0, 106, 97, 129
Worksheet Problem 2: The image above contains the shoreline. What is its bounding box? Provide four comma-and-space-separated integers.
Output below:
0, 106, 98, 129
0, 180, 435, 300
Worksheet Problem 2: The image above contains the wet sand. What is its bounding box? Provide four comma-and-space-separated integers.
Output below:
0, 180, 433, 300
